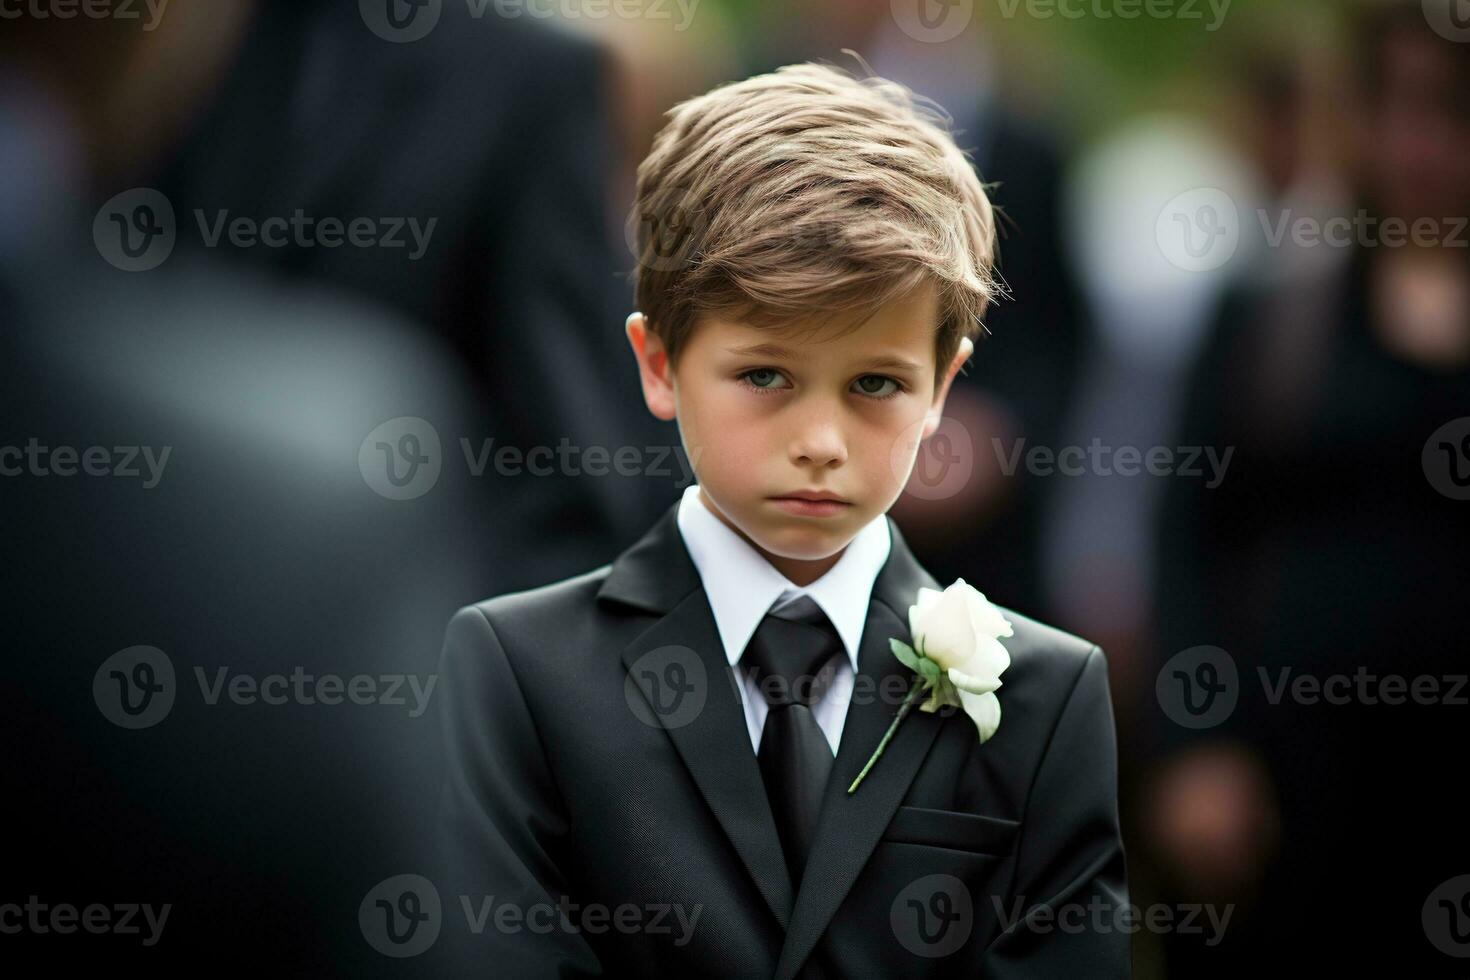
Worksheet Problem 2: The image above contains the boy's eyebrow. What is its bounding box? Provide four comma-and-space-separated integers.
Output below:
724, 343, 924, 373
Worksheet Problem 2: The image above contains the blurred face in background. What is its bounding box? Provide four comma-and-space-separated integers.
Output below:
1360, 25, 1470, 222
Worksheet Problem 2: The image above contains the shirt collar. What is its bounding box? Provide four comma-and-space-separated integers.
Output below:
675, 483, 892, 670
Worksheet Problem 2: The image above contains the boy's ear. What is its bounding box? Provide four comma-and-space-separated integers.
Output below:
921, 336, 974, 441
625, 312, 677, 421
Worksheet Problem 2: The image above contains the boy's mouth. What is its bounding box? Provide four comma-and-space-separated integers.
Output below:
767, 490, 852, 517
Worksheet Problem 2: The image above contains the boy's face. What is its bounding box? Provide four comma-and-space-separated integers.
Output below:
627, 282, 971, 583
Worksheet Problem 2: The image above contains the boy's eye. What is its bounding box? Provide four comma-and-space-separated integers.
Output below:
738, 369, 905, 399
739, 368, 791, 392
852, 375, 901, 399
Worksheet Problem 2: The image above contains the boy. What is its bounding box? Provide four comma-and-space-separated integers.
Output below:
436, 63, 1128, 978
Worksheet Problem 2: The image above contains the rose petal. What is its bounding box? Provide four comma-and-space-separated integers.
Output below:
907, 587, 943, 643
956, 688, 1002, 742
917, 586, 979, 670
948, 665, 1002, 696
951, 635, 1009, 684
955, 579, 1013, 639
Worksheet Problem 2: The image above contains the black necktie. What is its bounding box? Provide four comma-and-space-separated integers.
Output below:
741, 594, 843, 888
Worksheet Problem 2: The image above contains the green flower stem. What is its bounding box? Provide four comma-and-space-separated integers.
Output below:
847, 675, 927, 794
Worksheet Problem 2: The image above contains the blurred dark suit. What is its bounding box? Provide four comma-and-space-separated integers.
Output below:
1154, 244, 1470, 973
143, 0, 677, 584
3, 253, 491, 972
4, 7, 675, 971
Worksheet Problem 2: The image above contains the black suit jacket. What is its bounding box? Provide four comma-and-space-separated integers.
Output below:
436, 501, 1128, 978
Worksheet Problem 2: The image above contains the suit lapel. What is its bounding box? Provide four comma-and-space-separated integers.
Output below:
599, 502, 951, 968
773, 516, 947, 980
602, 503, 796, 929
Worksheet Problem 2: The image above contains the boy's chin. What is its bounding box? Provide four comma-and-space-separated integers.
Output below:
748, 521, 858, 561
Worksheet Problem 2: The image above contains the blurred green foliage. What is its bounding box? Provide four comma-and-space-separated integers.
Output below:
702, 0, 1357, 139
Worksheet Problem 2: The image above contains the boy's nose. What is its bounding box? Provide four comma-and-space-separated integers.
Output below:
789, 416, 847, 468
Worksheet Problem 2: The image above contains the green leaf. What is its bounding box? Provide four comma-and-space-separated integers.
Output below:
889, 638, 922, 673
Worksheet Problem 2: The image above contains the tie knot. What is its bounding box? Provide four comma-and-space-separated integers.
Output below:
741, 595, 844, 708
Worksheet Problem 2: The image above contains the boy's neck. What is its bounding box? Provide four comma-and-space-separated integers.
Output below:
697, 487, 845, 587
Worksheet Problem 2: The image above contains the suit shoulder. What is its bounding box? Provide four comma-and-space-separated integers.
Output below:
461, 563, 614, 637
994, 605, 1104, 686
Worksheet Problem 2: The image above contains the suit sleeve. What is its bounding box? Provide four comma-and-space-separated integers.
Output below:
980, 646, 1131, 977
435, 605, 602, 977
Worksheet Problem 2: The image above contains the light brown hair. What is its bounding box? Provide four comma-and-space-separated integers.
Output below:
630, 60, 1002, 392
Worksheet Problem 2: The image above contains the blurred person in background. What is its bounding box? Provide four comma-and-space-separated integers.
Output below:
1047, 16, 1343, 955
746, 0, 1092, 625
104, 0, 680, 585
1149, 1, 1470, 972
2, 2, 672, 972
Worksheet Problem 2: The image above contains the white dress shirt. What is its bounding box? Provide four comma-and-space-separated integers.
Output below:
675, 484, 892, 754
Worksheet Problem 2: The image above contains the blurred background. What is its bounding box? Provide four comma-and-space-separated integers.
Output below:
3, 0, 1467, 974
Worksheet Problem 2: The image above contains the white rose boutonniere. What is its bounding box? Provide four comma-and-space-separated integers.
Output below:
848, 579, 1013, 794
